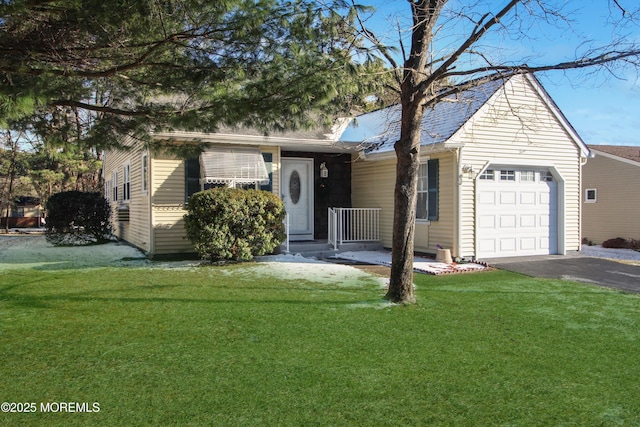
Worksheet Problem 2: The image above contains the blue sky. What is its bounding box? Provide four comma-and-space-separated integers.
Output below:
361, 0, 640, 146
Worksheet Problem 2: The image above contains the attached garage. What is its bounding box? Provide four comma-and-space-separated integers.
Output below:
346, 74, 589, 260
476, 167, 559, 258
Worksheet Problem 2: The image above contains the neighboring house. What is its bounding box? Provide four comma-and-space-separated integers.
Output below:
103, 73, 589, 260
582, 145, 640, 244
1, 196, 43, 228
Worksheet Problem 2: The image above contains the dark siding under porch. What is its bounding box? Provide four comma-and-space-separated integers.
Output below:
281, 151, 352, 240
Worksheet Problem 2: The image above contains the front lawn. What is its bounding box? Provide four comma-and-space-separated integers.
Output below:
0, 264, 638, 426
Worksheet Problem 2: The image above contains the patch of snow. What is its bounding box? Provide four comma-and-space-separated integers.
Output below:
335, 251, 487, 275
581, 245, 640, 261
0, 236, 384, 289
257, 253, 326, 264
245, 260, 383, 288
0, 235, 147, 271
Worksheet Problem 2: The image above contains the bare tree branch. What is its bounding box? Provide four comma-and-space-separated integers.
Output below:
422, 0, 521, 97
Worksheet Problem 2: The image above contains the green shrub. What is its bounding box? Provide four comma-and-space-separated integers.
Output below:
184, 188, 286, 261
45, 191, 113, 246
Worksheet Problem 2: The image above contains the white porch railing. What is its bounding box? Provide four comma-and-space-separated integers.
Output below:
328, 207, 381, 251
283, 213, 290, 253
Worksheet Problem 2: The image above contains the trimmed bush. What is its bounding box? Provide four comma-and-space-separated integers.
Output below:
184, 188, 286, 261
602, 237, 640, 250
45, 191, 113, 246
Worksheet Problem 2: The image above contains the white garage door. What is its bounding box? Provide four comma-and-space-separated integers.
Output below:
477, 168, 558, 258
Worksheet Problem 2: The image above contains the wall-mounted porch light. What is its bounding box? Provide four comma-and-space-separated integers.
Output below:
320, 162, 329, 178
461, 164, 475, 179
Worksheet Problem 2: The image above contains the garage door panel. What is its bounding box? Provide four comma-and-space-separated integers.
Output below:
520, 192, 536, 204
499, 239, 517, 252
520, 215, 536, 227
479, 239, 497, 253
539, 238, 550, 250
539, 192, 550, 205
500, 215, 517, 228
539, 215, 550, 227
479, 191, 496, 205
500, 192, 517, 204
477, 169, 558, 258
520, 237, 536, 251
479, 215, 496, 229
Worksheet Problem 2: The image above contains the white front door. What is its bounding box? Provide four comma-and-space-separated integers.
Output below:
282, 158, 314, 241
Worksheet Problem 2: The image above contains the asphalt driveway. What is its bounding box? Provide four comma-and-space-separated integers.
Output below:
484, 255, 640, 293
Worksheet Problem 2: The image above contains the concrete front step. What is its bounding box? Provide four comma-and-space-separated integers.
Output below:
280, 241, 384, 259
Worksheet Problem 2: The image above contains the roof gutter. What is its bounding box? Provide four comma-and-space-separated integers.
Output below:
358, 141, 465, 162
152, 131, 358, 153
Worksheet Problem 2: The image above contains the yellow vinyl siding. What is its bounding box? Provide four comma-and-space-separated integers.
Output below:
420, 152, 455, 254
149, 146, 280, 256
351, 151, 455, 255
456, 75, 582, 257
582, 154, 640, 244
351, 156, 395, 248
103, 139, 151, 253
150, 154, 194, 255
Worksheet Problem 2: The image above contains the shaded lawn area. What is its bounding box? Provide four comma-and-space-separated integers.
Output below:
0, 265, 639, 426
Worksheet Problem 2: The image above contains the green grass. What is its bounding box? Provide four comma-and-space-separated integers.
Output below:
1, 264, 639, 426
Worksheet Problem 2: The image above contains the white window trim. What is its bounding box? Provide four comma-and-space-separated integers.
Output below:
122, 162, 131, 203
141, 152, 149, 196
585, 188, 597, 203
416, 162, 430, 224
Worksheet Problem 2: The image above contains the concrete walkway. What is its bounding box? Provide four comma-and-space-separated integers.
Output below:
483, 254, 640, 293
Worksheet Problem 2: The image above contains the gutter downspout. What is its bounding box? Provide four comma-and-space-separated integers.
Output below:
578, 154, 590, 253
455, 147, 462, 260
148, 155, 155, 257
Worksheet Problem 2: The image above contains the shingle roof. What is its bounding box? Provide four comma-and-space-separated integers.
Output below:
339, 78, 506, 153
589, 145, 640, 163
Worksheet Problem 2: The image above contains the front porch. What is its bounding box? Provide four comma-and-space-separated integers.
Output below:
282, 207, 383, 258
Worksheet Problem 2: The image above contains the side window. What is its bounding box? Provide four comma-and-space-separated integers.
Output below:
112, 171, 118, 202
479, 169, 494, 180
500, 170, 516, 181
520, 170, 535, 182
123, 163, 131, 201
416, 163, 428, 220
585, 188, 597, 203
141, 153, 149, 195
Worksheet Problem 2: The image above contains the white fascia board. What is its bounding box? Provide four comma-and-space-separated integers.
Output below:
152, 131, 356, 153
590, 149, 640, 168
359, 141, 464, 162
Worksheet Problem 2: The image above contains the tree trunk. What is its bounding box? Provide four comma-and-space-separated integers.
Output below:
386, 102, 425, 304
4, 162, 15, 233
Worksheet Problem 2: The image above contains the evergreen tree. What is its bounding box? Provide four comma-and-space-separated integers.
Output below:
0, 0, 382, 149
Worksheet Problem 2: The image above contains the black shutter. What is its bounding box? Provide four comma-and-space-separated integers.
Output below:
427, 159, 439, 221
185, 157, 201, 203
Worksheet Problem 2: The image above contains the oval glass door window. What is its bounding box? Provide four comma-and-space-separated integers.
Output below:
289, 170, 301, 205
